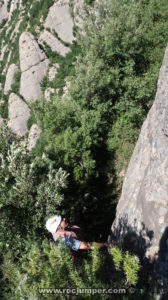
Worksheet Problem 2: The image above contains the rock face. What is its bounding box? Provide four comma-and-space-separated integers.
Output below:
39, 30, 70, 56
45, 0, 74, 44
112, 46, 168, 258
28, 124, 41, 151
0, 0, 8, 25
8, 93, 30, 136
8, 0, 19, 21
4, 64, 18, 94
19, 32, 49, 101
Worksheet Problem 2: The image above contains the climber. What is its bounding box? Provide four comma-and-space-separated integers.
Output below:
46, 215, 111, 251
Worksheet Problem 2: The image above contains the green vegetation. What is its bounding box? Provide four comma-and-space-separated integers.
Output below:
42, 41, 81, 95
0, 125, 141, 299
29, 0, 168, 236
2, 241, 140, 299
7, 0, 12, 12
26, 0, 54, 37
0, 0, 168, 298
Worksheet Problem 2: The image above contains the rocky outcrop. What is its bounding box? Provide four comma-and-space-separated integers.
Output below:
0, 44, 8, 61
45, 0, 74, 44
28, 124, 41, 151
19, 32, 49, 102
4, 64, 18, 94
8, 0, 20, 21
39, 30, 70, 56
112, 46, 168, 259
8, 93, 30, 136
48, 64, 59, 82
0, 0, 8, 25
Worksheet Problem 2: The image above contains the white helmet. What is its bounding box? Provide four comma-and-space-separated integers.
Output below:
46, 215, 61, 233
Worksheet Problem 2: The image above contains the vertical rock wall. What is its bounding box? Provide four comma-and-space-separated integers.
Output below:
112, 46, 168, 259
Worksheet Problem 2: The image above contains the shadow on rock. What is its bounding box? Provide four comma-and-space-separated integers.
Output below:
109, 216, 168, 299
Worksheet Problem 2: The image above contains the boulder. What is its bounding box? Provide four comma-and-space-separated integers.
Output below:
112, 46, 168, 259
19, 32, 49, 101
8, 93, 30, 136
39, 30, 70, 56
4, 64, 18, 94
45, 0, 74, 44
28, 124, 41, 151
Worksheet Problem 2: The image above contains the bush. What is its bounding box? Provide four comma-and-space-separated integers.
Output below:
2, 242, 140, 299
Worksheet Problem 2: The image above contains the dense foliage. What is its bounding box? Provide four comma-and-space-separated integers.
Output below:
1, 0, 168, 298
0, 124, 141, 299
29, 0, 168, 236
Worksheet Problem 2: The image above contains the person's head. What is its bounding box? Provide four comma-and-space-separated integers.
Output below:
58, 217, 68, 230
46, 215, 68, 233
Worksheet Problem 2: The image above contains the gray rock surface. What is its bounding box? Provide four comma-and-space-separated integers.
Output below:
45, 0, 74, 44
8, 93, 30, 136
112, 46, 168, 258
4, 64, 18, 94
28, 124, 41, 151
0, 0, 8, 25
0, 45, 8, 61
19, 32, 49, 101
8, 0, 19, 21
39, 30, 70, 56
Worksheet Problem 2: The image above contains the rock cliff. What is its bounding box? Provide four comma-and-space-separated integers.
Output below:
8, 93, 30, 136
112, 46, 168, 261
19, 32, 49, 102
0, 0, 84, 148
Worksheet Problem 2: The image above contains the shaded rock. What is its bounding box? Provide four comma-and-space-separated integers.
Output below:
45, 0, 74, 44
39, 30, 70, 56
19, 32, 49, 101
28, 124, 41, 151
4, 64, 18, 94
8, 93, 30, 136
112, 46, 168, 258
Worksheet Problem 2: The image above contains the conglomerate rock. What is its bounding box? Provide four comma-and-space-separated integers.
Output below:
112, 46, 168, 262
45, 0, 75, 44
4, 64, 18, 94
8, 93, 30, 136
19, 32, 49, 102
